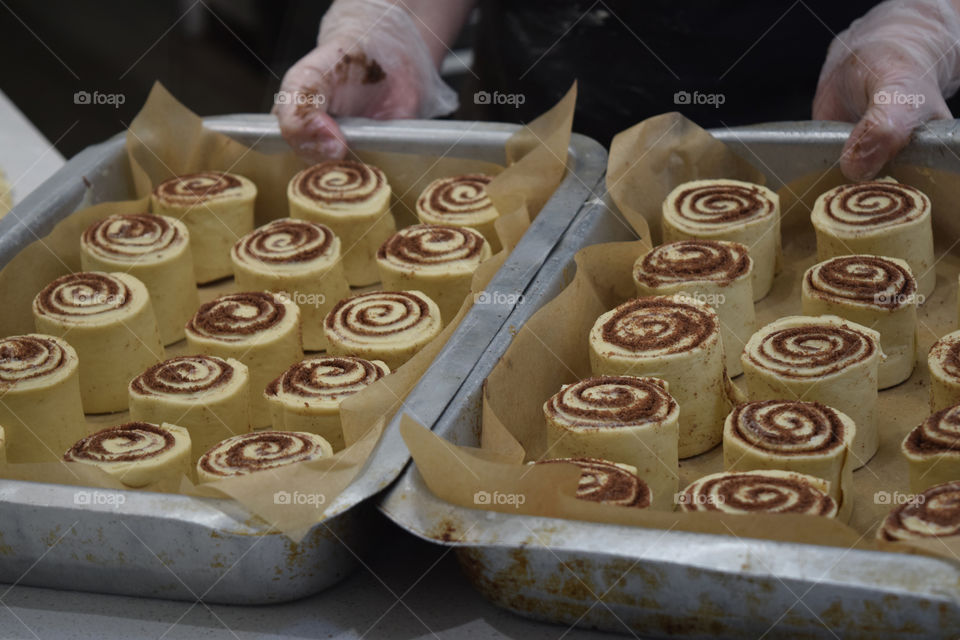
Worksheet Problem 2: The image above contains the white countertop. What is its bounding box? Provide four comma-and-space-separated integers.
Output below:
0, 90, 66, 205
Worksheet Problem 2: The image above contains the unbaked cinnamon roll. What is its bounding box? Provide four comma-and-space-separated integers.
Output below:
802, 255, 918, 388
185, 291, 302, 428
928, 331, 960, 412
196, 430, 333, 482
678, 470, 838, 517
288, 160, 395, 286
33, 272, 164, 413
151, 171, 256, 283
634, 239, 755, 376
812, 179, 934, 298
741, 315, 882, 466
0, 334, 86, 462
377, 224, 490, 324
416, 173, 501, 252
264, 356, 389, 450
129, 355, 251, 462
534, 457, 652, 509
902, 405, 960, 493
81, 213, 198, 345
661, 179, 780, 300
231, 218, 349, 351
877, 480, 960, 542
323, 290, 442, 370
543, 375, 678, 509
723, 400, 857, 521
589, 295, 731, 457
64, 421, 191, 488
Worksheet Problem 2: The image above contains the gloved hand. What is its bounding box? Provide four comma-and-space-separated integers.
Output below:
813, 0, 960, 181
275, 0, 458, 161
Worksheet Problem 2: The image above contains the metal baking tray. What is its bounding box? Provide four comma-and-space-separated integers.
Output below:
0, 115, 606, 604
379, 121, 960, 637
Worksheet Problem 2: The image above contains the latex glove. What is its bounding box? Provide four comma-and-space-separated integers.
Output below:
275, 0, 458, 161
813, 0, 960, 181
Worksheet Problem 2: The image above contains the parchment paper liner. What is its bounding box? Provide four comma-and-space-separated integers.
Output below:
402, 112, 960, 564
0, 82, 576, 540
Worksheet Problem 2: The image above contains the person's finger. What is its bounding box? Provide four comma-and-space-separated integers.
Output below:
280, 104, 349, 162
813, 69, 863, 122
840, 89, 950, 181
275, 50, 351, 161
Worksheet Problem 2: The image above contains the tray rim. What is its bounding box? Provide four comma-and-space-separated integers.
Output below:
377, 119, 960, 604
0, 114, 608, 535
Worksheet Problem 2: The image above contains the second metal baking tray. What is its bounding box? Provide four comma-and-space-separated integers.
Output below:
379, 121, 960, 637
0, 115, 606, 604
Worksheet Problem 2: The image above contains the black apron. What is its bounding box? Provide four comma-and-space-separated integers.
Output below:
465, 1, 879, 145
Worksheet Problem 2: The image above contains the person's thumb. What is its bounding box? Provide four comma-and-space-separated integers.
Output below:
840, 85, 951, 181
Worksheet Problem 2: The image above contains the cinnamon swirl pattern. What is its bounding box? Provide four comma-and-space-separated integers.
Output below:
323, 290, 442, 370
903, 405, 960, 493
81, 214, 197, 345
288, 160, 395, 287
723, 401, 857, 521
544, 376, 678, 509
33, 272, 164, 414
34, 271, 133, 318
81, 214, 185, 261
0, 334, 86, 462
877, 480, 960, 542
589, 296, 731, 458
535, 458, 652, 509
634, 240, 755, 376
661, 179, 780, 300
416, 174, 501, 252
678, 470, 838, 518
153, 172, 245, 206
0, 334, 75, 387
803, 255, 918, 388
265, 356, 389, 450
634, 240, 750, 288
928, 331, 960, 412
129, 355, 251, 461
64, 421, 191, 488
151, 171, 256, 284
812, 179, 935, 298
233, 218, 336, 264
231, 219, 349, 351
289, 160, 386, 209
377, 224, 491, 324
185, 291, 302, 428
741, 316, 882, 466
196, 430, 333, 482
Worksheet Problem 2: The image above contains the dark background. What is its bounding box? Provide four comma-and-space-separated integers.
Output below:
0, 0, 331, 156
4, 0, 960, 158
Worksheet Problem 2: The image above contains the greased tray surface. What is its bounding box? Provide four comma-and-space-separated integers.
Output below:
379, 121, 960, 638
0, 115, 606, 604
